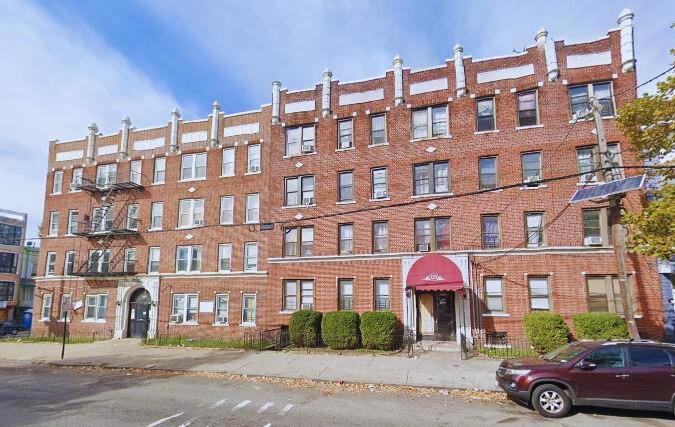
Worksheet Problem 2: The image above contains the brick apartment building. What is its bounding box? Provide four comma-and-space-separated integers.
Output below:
0, 209, 28, 321
33, 9, 668, 343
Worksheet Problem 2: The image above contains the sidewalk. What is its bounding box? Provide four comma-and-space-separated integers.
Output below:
0, 339, 500, 391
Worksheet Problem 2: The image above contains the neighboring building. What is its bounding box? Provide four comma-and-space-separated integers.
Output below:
33, 9, 666, 343
0, 209, 27, 321
17, 243, 39, 324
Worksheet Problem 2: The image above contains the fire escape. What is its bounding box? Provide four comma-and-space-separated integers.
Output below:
71, 170, 143, 277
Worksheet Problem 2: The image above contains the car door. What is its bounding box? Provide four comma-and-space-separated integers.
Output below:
624, 346, 675, 404
571, 345, 633, 401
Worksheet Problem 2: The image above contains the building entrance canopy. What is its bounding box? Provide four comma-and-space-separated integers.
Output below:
406, 254, 464, 292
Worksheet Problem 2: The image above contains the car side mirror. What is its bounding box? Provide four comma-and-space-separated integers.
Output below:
578, 360, 597, 370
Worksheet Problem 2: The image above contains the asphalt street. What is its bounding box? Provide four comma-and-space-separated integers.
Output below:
1, 366, 673, 427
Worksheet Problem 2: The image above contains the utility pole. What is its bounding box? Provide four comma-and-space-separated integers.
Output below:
589, 97, 640, 340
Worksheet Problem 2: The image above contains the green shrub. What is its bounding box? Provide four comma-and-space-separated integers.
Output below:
321, 311, 360, 349
289, 310, 322, 347
523, 311, 570, 354
573, 312, 629, 340
360, 311, 397, 350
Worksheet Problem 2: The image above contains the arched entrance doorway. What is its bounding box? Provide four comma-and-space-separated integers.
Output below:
128, 288, 151, 339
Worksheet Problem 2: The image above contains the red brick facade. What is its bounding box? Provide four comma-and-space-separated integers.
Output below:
33, 23, 665, 342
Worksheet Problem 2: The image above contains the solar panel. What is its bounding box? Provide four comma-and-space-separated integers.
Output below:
570, 175, 645, 203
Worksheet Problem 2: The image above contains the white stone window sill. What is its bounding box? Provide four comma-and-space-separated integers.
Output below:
174, 271, 201, 275
245, 171, 262, 176
282, 204, 316, 209
219, 174, 235, 178
82, 319, 107, 323
245, 221, 260, 225
39, 318, 50, 322
484, 188, 503, 193
69, 190, 82, 194
278, 310, 295, 315
409, 134, 452, 143
337, 200, 356, 205
147, 228, 163, 232
569, 116, 615, 124
239, 323, 256, 328
515, 124, 544, 130
175, 225, 204, 230
368, 143, 389, 148
148, 272, 160, 275
178, 177, 207, 183
151, 182, 165, 186
220, 222, 234, 226
212, 323, 229, 327
48, 233, 58, 238
474, 129, 499, 135
520, 184, 548, 190
576, 181, 603, 186
369, 197, 390, 202
57, 319, 72, 323
482, 313, 511, 318
335, 147, 355, 152
171, 322, 199, 326
50, 192, 62, 196
411, 192, 452, 199
64, 233, 75, 237
283, 152, 317, 159
243, 269, 258, 273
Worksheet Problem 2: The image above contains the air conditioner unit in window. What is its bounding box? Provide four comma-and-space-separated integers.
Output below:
418, 244, 430, 252
302, 197, 315, 205
339, 141, 351, 149
170, 314, 183, 323
584, 236, 603, 246
194, 219, 204, 226
580, 174, 598, 184
249, 165, 260, 173
70, 183, 80, 191
523, 176, 539, 184
217, 315, 228, 324
301, 143, 314, 153
374, 189, 387, 199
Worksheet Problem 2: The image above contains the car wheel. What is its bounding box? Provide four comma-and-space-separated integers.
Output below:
532, 384, 571, 418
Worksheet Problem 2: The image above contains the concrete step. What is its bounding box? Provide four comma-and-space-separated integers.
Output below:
417, 340, 461, 352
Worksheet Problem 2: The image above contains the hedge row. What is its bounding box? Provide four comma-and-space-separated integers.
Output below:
289, 310, 397, 350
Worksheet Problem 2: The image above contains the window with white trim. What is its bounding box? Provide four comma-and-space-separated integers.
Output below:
48, 211, 59, 236
124, 248, 136, 273
218, 243, 232, 272
150, 202, 163, 229
148, 247, 160, 273
370, 114, 387, 145
529, 277, 550, 310
412, 105, 448, 139
339, 223, 354, 255
178, 198, 204, 228
88, 250, 110, 273
484, 277, 504, 312
222, 147, 235, 176
153, 157, 166, 183
374, 278, 390, 310
246, 193, 259, 223
413, 161, 449, 195
582, 208, 611, 246
171, 293, 198, 323
479, 156, 498, 190
130, 160, 142, 184
525, 212, 545, 247
84, 294, 107, 321
338, 119, 353, 149
215, 294, 229, 324
244, 242, 258, 272
285, 175, 315, 206
481, 215, 500, 249
283, 226, 313, 257
414, 217, 451, 251
521, 151, 542, 184
220, 196, 234, 224
247, 144, 261, 173
126, 204, 139, 230
517, 90, 538, 127
283, 279, 314, 311
41, 293, 53, 320
92, 206, 113, 232
338, 171, 354, 202
53, 170, 63, 194
241, 294, 256, 325
71, 168, 83, 191
569, 82, 614, 117
45, 252, 56, 276
67, 210, 78, 235
176, 245, 201, 273
372, 221, 388, 254
476, 97, 496, 132
285, 125, 315, 156
64, 251, 75, 276
587, 275, 636, 315
371, 167, 388, 199
180, 152, 207, 180
339, 279, 354, 310
96, 164, 117, 187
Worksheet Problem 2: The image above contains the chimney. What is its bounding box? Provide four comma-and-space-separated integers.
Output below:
170, 108, 181, 153
535, 28, 559, 81
86, 123, 98, 164
453, 45, 467, 97
393, 55, 404, 106
210, 101, 220, 148
272, 81, 281, 124
321, 69, 332, 118
618, 8, 636, 73
119, 116, 132, 159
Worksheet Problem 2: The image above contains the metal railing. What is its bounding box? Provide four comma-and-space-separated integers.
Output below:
144, 327, 290, 351
462, 332, 538, 359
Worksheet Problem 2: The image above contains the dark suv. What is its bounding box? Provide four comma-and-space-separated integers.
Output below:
496, 341, 675, 418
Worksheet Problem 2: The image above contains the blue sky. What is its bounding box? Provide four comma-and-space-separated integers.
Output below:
0, 0, 673, 240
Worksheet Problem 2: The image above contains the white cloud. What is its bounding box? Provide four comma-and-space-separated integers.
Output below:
0, 1, 183, 241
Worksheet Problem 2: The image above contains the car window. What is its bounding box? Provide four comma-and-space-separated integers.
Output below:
628, 347, 672, 367
584, 347, 625, 368
543, 342, 593, 363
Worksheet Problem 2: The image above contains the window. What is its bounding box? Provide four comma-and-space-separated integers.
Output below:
374, 278, 390, 310
130, 160, 142, 184
283, 226, 313, 257
285, 125, 315, 156
71, 168, 83, 191
521, 151, 542, 184
484, 277, 504, 312
479, 157, 497, 190
525, 212, 544, 247
59, 293, 71, 321
0, 224, 22, 246
220, 196, 234, 224
96, 164, 117, 187
150, 202, 163, 230
481, 215, 500, 249
576, 143, 622, 183
413, 161, 449, 195
245, 193, 259, 223
414, 218, 451, 251
0, 253, 18, 274
339, 279, 354, 310
627, 347, 672, 367
285, 175, 315, 206
153, 157, 166, 183
176, 245, 201, 273
371, 168, 388, 199
582, 209, 611, 246
372, 221, 388, 253
338, 119, 353, 149
517, 91, 538, 127
244, 242, 258, 272
92, 206, 113, 232
180, 152, 207, 180
0, 281, 14, 302
218, 244, 232, 272
48, 211, 59, 236
124, 248, 136, 273
476, 98, 496, 131
67, 210, 78, 235
64, 251, 75, 276
283, 280, 314, 311
215, 294, 229, 324
148, 247, 160, 273
171, 294, 198, 323
339, 223, 354, 255
178, 198, 204, 228
529, 277, 550, 310
584, 347, 625, 369
586, 275, 635, 314
45, 252, 56, 276
412, 106, 448, 139
338, 171, 354, 202
241, 294, 256, 325
84, 294, 107, 321
370, 114, 387, 145
222, 147, 235, 176
126, 204, 139, 230
569, 82, 614, 117
247, 144, 261, 173
52, 170, 63, 194
41, 294, 52, 320
87, 250, 110, 273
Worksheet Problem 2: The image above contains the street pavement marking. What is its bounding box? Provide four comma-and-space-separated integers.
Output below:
257, 402, 274, 413
231, 400, 252, 411
262, 424, 272, 427
145, 412, 184, 427
279, 404, 293, 415
177, 422, 191, 427
209, 398, 228, 409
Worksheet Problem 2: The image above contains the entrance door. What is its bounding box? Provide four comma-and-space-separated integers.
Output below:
434, 292, 455, 341
128, 289, 151, 339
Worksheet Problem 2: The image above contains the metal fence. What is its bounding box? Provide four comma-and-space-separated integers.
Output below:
144, 327, 290, 351
8, 327, 115, 343
462, 333, 538, 359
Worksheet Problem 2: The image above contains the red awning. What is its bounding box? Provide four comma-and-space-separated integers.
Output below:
406, 254, 464, 291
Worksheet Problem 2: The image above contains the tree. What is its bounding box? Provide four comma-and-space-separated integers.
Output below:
616, 51, 675, 259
